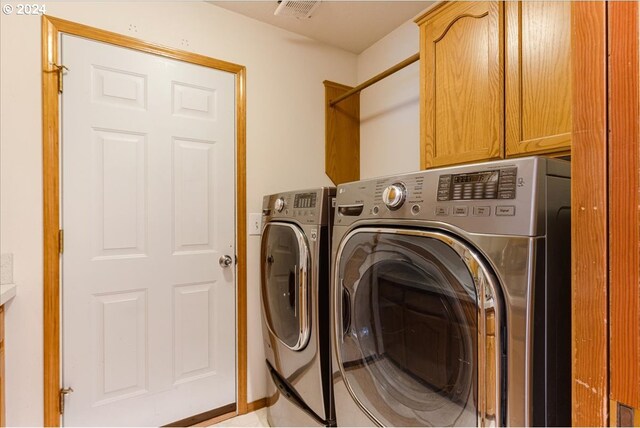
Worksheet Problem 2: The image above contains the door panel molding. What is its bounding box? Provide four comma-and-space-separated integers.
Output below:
41, 15, 247, 426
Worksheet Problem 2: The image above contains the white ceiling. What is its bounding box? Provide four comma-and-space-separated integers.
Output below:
207, 1, 434, 54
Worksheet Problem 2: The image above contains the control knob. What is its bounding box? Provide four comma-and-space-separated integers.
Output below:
274, 198, 285, 212
382, 183, 407, 210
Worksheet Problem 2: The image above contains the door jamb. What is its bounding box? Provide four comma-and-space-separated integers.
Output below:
570, 2, 609, 425
41, 15, 248, 426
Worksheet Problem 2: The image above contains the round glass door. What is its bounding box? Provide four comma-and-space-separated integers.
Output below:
261, 222, 311, 351
336, 230, 483, 427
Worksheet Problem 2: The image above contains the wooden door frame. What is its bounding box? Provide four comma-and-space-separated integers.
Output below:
41, 15, 248, 426
571, 2, 609, 426
608, 0, 640, 417
569, 1, 640, 425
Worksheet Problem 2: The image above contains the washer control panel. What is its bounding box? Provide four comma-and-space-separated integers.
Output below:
437, 167, 517, 201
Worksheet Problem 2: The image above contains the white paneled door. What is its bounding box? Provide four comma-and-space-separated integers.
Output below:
61, 35, 236, 426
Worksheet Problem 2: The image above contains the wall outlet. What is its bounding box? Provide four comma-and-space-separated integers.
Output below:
248, 213, 262, 236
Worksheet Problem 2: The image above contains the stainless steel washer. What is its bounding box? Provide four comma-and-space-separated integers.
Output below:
331, 157, 571, 427
261, 187, 336, 426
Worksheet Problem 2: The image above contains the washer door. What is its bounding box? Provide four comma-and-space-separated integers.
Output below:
261, 222, 311, 351
335, 228, 502, 427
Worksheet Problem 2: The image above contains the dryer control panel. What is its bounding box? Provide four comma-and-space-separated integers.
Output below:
334, 157, 570, 237
436, 168, 517, 201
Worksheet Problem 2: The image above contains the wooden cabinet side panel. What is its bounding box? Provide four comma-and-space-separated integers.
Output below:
506, 1, 572, 156
324, 81, 360, 185
609, 0, 640, 410
420, 1, 503, 169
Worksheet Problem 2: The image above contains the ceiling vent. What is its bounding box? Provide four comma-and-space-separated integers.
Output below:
274, 0, 321, 19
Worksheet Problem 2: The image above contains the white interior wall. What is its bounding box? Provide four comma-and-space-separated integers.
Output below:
357, 19, 421, 179
0, 2, 356, 425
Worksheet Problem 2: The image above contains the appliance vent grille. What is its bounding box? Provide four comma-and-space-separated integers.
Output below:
274, 0, 321, 18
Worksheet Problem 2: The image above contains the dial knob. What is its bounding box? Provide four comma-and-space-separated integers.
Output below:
382, 183, 407, 210
274, 198, 285, 212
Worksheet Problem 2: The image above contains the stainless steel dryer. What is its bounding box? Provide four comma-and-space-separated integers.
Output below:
261, 187, 336, 427
331, 157, 571, 427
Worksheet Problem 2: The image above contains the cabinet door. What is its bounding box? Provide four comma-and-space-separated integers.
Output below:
505, 2, 572, 156
418, 1, 503, 169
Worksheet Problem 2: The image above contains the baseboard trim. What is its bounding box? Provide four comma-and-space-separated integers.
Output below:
164, 403, 236, 427
191, 410, 237, 427
246, 397, 268, 413
172, 397, 267, 427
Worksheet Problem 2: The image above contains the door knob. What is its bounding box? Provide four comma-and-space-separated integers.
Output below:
219, 255, 233, 268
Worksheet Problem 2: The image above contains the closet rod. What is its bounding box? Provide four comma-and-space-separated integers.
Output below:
329, 53, 420, 106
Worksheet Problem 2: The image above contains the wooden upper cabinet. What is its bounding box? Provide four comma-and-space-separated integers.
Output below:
505, 1, 572, 156
417, 1, 503, 169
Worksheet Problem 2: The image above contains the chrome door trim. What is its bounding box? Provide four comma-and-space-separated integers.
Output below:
261, 222, 311, 352
333, 226, 504, 427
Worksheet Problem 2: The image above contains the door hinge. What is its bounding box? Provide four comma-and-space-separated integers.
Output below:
59, 387, 73, 415
58, 229, 64, 254
51, 63, 69, 93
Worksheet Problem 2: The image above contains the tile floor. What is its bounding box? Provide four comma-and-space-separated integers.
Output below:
210, 408, 269, 427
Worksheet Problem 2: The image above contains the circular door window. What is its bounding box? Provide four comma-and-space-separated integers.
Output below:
337, 230, 480, 427
261, 223, 311, 350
